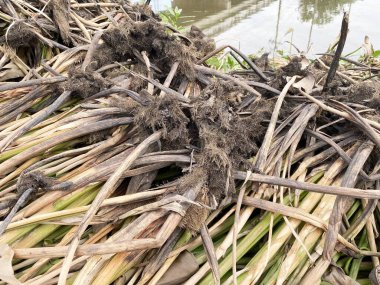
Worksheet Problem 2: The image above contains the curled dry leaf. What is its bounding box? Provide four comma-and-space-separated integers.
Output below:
157, 251, 199, 285
370, 265, 380, 285
50, 0, 71, 44
0, 62, 24, 81
0, 244, 21, 285
323, 265, 360, 285
363, 35, 375, 59
300, 55, 310, 70
293, 74, 316, 94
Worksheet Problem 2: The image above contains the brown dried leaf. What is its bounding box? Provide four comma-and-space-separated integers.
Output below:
0, 62, 24, 81
370, 265, 380, 285
0, 244, 21, 285
200, 224, 220, 285
51, 0, 70, 44
362, 35, 374, 58
157, 251, 199, 285
300, 56, 310, 70
293, 74, 315, 93
323, 265, 360, 285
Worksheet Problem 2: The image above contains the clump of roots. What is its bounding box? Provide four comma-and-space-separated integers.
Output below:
346, 81, 380, 103
1, 21, 39, 49
281, 56, 308, 77
64, 68, 109, 98
129, 62, 150, 92
134, 95, 190, 147
186, 26, 216, 58
170, 168, 210, 232
180, 186, 211, 234
194, 80, 271, 166
130, 78, 274, 232
85, 130, 111, 145
329, 80, 380, 110
122, 2, 161, 22
17, 171, 56, 199
192, 80, 273, 202
92, 44, 124, 70
100, 18, 212, 80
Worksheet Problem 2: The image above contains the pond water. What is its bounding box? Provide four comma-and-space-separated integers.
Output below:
145, 0, 380, 56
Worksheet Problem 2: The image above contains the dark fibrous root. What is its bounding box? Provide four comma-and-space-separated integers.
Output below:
1, 21, 39, 49
64, 68, 110, 99
17, 170, 57, 196
0, 171, 58, 236
0, 1, 379, 285
0, 188, 34, 236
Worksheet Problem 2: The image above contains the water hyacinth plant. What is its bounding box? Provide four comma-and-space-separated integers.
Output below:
0, 1, 379, 285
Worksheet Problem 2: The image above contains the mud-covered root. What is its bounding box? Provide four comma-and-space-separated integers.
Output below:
368, 97, 380, 110
122, 2, 161, 22
193, 80, 273, 168
343, 81, 380, 104
180, 186, 211, 234
1, 21, 40, 49
0, 200, 13, 215
186, 26, 216, 57
17, 171, 56, 197
108, 95, 140, 112
280, 55, 309, 77
64, 68, 109, 99
134, 95, 190, 146
100, 18, 214, 80
168, 168, 210, 233
0, 171, 58, 236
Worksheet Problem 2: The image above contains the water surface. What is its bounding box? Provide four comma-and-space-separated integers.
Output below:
147, 0, 380, 56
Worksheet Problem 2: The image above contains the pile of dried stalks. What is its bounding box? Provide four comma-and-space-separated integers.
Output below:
0, 1, 379, 285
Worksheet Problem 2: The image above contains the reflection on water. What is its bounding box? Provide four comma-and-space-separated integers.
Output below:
174, 0, 278, 38
146, 0, 380, 55
299, 0, 355, 25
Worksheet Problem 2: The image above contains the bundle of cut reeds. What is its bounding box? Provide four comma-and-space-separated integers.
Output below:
0, 1, 379, 285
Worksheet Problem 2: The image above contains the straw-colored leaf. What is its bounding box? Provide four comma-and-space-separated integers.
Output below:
0, 244, 21, 285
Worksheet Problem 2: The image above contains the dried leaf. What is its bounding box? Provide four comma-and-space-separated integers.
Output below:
51, 0, 70, 44
370, 265, 380, 285
42, 216, 107, 225
362, 35, 374, 59
157, 251, 198, 285
201, 224, 220, 285
323, 265, 360, 285
293, 74, 315, 93
140, 228, 182, 285
300, 56, 310, 70
0, 62, 24, 81
0, 244, 22, 285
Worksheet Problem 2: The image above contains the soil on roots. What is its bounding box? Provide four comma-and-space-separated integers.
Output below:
1, 21, 39, 49
130, 79, 274, 232
64, 68, 110, 99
